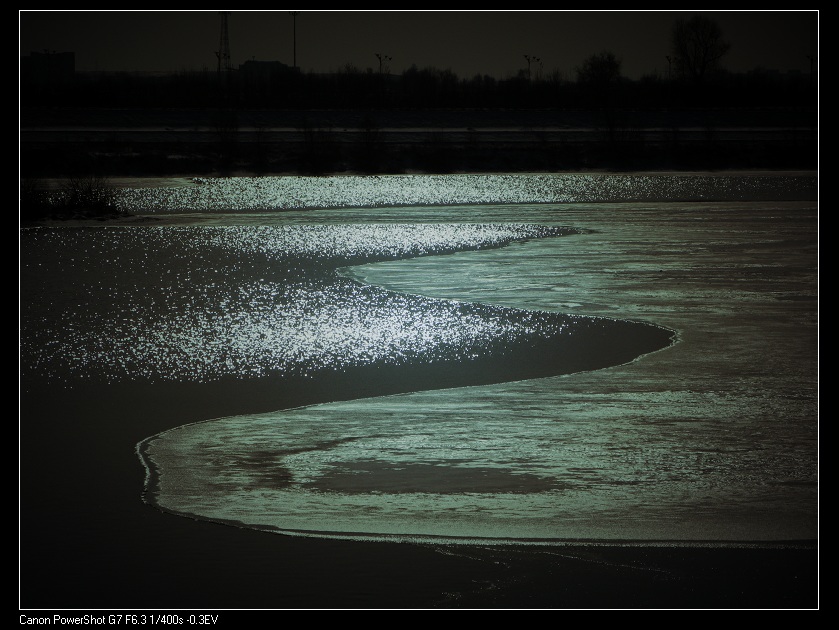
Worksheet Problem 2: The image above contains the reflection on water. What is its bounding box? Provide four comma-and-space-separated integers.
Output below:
108, 173, 816, 213
24, 223, 628, 384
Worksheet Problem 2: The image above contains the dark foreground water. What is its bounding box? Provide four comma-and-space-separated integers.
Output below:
19, 173, 818, 608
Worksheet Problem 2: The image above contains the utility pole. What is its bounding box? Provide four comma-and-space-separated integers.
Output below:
375, 53, 392, 105
290, 12, 298, 70
216, 12, 231, 77
213, 11, 236, 166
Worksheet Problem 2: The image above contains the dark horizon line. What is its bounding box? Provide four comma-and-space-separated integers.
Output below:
21, 59, 814, 83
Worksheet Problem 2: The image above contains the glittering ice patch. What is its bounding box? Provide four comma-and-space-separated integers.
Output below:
21, 222, 601, 385
111, 173, 816, 213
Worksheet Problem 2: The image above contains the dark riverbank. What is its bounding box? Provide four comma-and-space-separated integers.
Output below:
20, 106, 817, 178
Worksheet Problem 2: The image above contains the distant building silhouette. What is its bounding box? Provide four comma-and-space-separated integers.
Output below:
21, 51, 75, 85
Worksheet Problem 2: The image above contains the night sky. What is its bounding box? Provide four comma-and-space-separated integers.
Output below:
19, 10, 818, 81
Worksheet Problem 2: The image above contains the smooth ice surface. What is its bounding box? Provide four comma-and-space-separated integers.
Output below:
143, 382, 814, 542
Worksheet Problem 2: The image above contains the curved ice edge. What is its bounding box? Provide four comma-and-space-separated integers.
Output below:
135, 326, 678, 536
135, 222, 680, 543
134, 420, 806, 552
127, 465, 817, 551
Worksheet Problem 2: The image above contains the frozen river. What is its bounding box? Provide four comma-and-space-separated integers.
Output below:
20, 173, 818, 547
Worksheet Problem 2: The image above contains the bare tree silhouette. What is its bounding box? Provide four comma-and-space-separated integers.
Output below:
576, 51, 622, 86
671, 14, 731, 84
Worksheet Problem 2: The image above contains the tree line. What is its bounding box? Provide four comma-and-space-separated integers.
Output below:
20, 61, 814, 111
22, 16, 814, 112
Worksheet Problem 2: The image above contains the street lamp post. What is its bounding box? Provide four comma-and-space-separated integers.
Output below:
524, 55, 541, 81
375, 52, 392, 75
375, 53, 392, 105
290, 12, 298, 70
